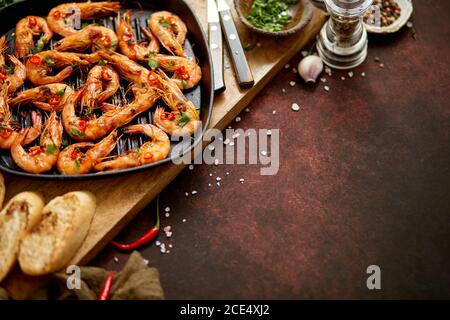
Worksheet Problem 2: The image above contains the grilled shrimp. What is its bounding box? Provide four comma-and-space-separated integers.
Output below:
0, 84, 42, 149
26, 51, 91, 85
0, 37, 26, 94
149, 11, 187, 57
117, 11, 160, 61
56, 129, 118, 175
11, 111, 62, 174
96, 50, 151, 87
54, 25, 118, 52
63, 86, 159, 141
81, 64, 119, 114
47, 1, 121, 37
153, 71, 200, 137
15, 16, 53, 59
95, 124, 170, 171
9, 83, 73, 112
150, 54, 201, 90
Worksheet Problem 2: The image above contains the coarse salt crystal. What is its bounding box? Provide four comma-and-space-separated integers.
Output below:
143, 259, 149, 265
165, 231, 173, 238
208, 183, 212, 187
217, 182, 221, 186
245, 108, 250, 112
160, 246, 166, 254
267, 130, 272, 135
164, 226, 172, 232
185, 192, 189, 196
301, 51, 308, 57
406, 21, 414, 28
348, 71, 354, 78
113, 257, 119, 262
182, 219, 187, 223
284, 64, 290, 69
226, 172, 230, 175
216, 177, 222, 181
282, 88, 286, 93
223, 138, 230, 145
292, 68, 297, 74
289, 81, 296, 87
165, 212, 170, 218
214, 159, 219, 165
361, 72, 366, 77
188, 164, 194, 170
239, 178, 245, 183
261, 150, 267, 156
208, 144, 215, 151
169, 244, 173, 248
191, 190, 197, 195
156, 241, 161, 246
232, 133, 240, 139
324, 86, 330, 92
291, 103, 300, 112
341, 76, 346, 81
272, 110, 277, 115
165, 206, 170, 212
320, 78, 326, 83
229, 141, 235, 146
235, 117, 241, 122
209, 173, 213, 177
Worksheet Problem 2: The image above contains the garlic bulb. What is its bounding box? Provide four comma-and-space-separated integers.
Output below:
298, 55, 324, 83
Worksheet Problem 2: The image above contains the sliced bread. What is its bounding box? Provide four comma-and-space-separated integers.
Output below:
0, 192, 45, 282
18, 191, 96, 276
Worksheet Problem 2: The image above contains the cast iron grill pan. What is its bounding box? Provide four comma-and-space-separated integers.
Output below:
0, 0, 213, 180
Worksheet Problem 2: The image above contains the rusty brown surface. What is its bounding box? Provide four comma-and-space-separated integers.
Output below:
93, 1, 450, 299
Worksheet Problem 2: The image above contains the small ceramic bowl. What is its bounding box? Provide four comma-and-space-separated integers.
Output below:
234, 0, 313, 37
363, 0, 414, 34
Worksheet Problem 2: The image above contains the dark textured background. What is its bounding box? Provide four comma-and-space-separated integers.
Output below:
94, 0, 450, 299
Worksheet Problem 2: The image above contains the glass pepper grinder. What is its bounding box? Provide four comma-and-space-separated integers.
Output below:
317, 0, 373, 69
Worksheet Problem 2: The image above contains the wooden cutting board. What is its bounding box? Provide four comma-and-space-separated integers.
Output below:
3, 0, 325, 291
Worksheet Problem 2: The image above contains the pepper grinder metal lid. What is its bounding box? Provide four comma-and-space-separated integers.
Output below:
317, 0, 373, 69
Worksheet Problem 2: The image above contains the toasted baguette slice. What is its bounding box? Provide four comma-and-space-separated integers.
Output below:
18, 191, 96, 276
19, 191, 96, 275
0, 192, 44, 282
0, 173, 5, 209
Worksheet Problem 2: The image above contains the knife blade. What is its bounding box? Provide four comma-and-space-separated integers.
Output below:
215, 0, 254, 88
208, 0, 226, 93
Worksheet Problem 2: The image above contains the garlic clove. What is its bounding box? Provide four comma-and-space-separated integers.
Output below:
298, 55, 324, 83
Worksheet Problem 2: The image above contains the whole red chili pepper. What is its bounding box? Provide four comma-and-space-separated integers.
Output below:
111, 197, 160, 250
98, 272, 114, 300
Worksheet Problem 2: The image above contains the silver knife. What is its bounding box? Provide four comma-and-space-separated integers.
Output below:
215, 0, 254, 88
208, 0, 226, 93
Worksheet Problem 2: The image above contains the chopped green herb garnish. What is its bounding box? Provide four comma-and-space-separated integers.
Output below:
74, 158, 80, 172
148, 58, 160, 70
109, 40, 117, 47
160, 18, 171, 29
177, 112, 191, 128
82, 22, 90, 29
98, 59, 108, 66
2, 63, 14, 75
181, 79, 187, 89
45, 144, 57, 155
246, 0, 298, 32
55, 87, 66, 97
61, 137, 69, 147
69, 128, 86, 137
72, 61, 80, 68
33, 35, 47, 53
44, 55, 55, 67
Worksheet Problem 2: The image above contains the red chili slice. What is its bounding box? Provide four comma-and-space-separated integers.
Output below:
175, 66, 190, 80
28, 17, 37, 27
29, 146, 42, 157
53, 10, 62, 19
143, 152, 154, 161
49, 96, 60, 108
101, 69, 112, 81
29, 55, 41, 65
78, 120, 87, 131
70, 149, 78, 160
102, 35, 111, 47
0, 128, 12, 139
160, 111, 175, 121
147, 70, 162, 88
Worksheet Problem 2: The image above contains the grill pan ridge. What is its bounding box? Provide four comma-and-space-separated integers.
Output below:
0, 0, 213, 180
